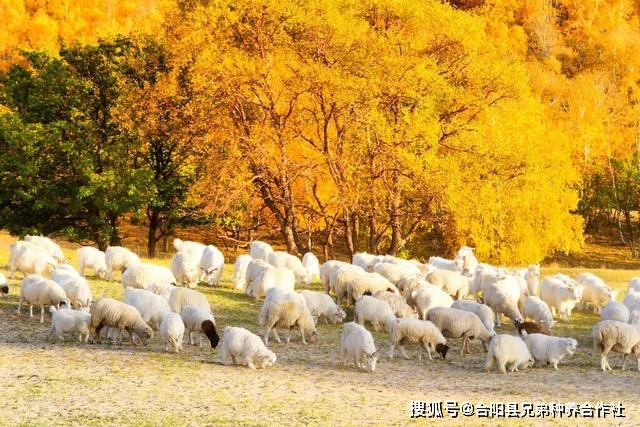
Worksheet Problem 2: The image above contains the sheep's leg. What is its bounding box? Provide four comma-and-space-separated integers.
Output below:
39, 305, 45, 323
622, 353, 629, 371
246, 361, 256, 369
424, 343, 433, 362
272, 328, 282, 343
286, 327, 293, 344
298, 326, 307, 345
189, 331, 195, 345
29, 304, 34, 318
461, 337, 468, 355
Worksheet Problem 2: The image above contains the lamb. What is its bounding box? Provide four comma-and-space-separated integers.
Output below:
411, 284, 454, 320
354, 295, 396, 332
426, 307, 495, 354
576, 272, 617, 313
628, 277, 640, 294
521, 331, 577, 369
76, 246, 107, 279
48, 306, 92, 342
249, 240, 274, 261
219, 326, 277, 369
104, 246, 141, 281
231, 254, 253, 290
50, 268, 93, 311
24, 235, 65, 264
89, 297, 153, 345
623, 292, 640, 312
123, 288, 171, 330
246, 266, 295, 300
199, 245, 225, 286
168, 287, 211, 314
170, 252, 201, 288
267, 251, 310, 285
0, 273, 8, 298
17, 275, 70, 323
522, 296, 555, 329
121, 263, 176, 299
160, 312, 185, 353
349, 272, 399, 303
298, 290, 346, 325
257, 289, 318, 344
592, 320, 640, 371
180, 306, 220, 348
340, 322, 379, 372
451, 300, 495, 334
601, 301, 631, 323
485, 334, 535, 373
483, 276, 525, 326
302, 252, 321, 282
388, 317, 449, 361
426, 269, 469, 299
372, 290, 417, 318
9, 241, 58, 279
540, 275, 581, 321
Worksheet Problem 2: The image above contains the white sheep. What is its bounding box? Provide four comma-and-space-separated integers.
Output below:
89, 298, 153, 345
601, 301, 631, 323
349, 272, 399, 304
340, 322, 378, 372
0, 272, 8, 298
630, 310, 640, 326
104, 246, 141, 281
160, 312, 185, 353
24, 235, 65, 263
354, 295, 396, 332
628, 277, 640, 295
623, 292, 640, 313
540, 275, 581, 321
199, 245, 224, 286
576, 272, 617, 313
17, 275, 70, 323
451, 300, 495, 334
592, 320, 640, 371
50, 268, 93, 311
180, 306, 220, 348
512, 264, 541, 297
521, 331, 577, 369
411, 284, 454, 320
173, 238, 206, 257
168, 287, 211, 314
426, 269, 469, 299
244, 259, 272, 294
246, 266, 295, 300
352, 252, 383, 272
231, 254, 253, 290
249, 240, 274, 261
427, 256, 460, 273
522, 296, 555, 329
48, 306, 92, 342
372, 290, 416, 318
219, 326, 277, 369
9, 241, 58, 279
302, 252, 321, 282
373, 262, 422, 289
121, 263, 176, 299
388, 317, 449, 361
257, 289, 318, 344
426, 306, 495, 354
483, 276, 525, 326
320, 260, 350, 293
469, 263, 507, 299
170, 252, 201, 288
485, 334, 535, 373
267, 251, 310, 285
330, 264, 365, 305
453, 245, 478, 277
298, 290, 346, 325
76, 246, 107, 279
123, 288, 171, 330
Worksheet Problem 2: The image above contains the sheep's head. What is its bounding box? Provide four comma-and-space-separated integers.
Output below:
257, 350, 277, 368
202, 320, 220, 348
0, 283, 8, 298
360, 351, 379, 372
565, 338, 578, 355
332, 306, 347, 324
138, 326, 153, 345
436, 343, 449, 360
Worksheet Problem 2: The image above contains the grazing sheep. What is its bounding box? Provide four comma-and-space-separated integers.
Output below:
180, 307, 220, 348
76, 246, 107, 279
49, 306, 92, 342
267, 251, 310, 285
521, 331, 577, 369
451, 300, 495, 334
89, 298, 153, 345
173, 238, 206, 256
330, 264, 365, 306
250, 240, 274, 261
105, 246, 141, 281
168, 287, 211, 314
426, 269, 470, 299
24, 235, 65, 264
320, 260, 350, 293
388, 317, 449, 361
373, 262, 422, 289
453, 245, 478, 277
302, 252, 321, 282
219, 326, 277, 369
160, 312, 185, 353
199, 245, 225, 286
426, 307, 495, 354
576, 272, 617, 313
245, 259, 273, 294
51, 268, 93, 311
483, 276, 524, 326
352, 252, 383, 272
592, 320, 640, 371
340, 322, 378, 372
121, 263, 176, 299
231, 254, 253, 290
630, 310, 640, 326
170, 252, 201, 288
512, 264, 541, 297
372, 290, 416, 318
411, 284, 454, 320
257, 290, 318, 345
427, 256, 460, 273
246, 266, 295, 300
623, 292, 640, 313
354, 295, 397, 332
628, 278, 640, 295
349, 272, 399, 304
123, 288, 171, 330
485, 334, 535, 373
9, 241, 58, 279
298, 290, 346, 325
514, 320, 553, 337
17, 275, 70, 323
469, 263, 507, 299
540, 275, 581, 321
601, 301, 631, 323
522, 296, 555, 329
0, 273, 8, 298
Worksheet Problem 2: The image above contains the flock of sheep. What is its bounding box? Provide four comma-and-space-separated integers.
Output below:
3, 235, 640, 373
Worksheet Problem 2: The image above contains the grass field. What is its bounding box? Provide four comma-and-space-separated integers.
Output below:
1, 231, 639, 426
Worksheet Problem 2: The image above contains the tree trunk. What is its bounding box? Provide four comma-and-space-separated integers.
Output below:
107, 212, 120, 246
147, 208, 159, 258
344, 211, 355, 257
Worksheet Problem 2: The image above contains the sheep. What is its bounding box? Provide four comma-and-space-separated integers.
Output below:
245, 259, 272, 294
592, 320, 640, 371
160, 312, 185, 353
9, 241, 58, 279
231, 254, 253, 290
76, 246, 107, 279
257, 289, 318, 345
373, 262, 422, 289
0, 273, 8, 298
512, 264, 541, 297
246, 266, 295, 300
50, 268, 93, 311
219, 326, 277, 369
540, 275, 581, 321
349, 272, 399, 304
249, 240, 274, 261
267, 251, 310, 285
514, 320, 553, 337
17, 275, 70, 323
89, 298, 153, 345
173, 238, 206, 255
623, 292, 640, 313
522, 296, 555, 329
601, 301, 631, 323
453, 245, 478, 277
411, 284, 454, 320
630, 310, 640, 326
104, 246, 141, 281
123, 288, 171, 330
199, 245, 225, 286
628, 277, 640, 295
352, 252, 383, 272
330, 264, 365, 305
427, 256, 460, 273
388, 317, 449, 361
576, 272, 617, 313
354, 295, 397, 332
372, 290, 417, 318
302, 252, 321, 282
24, 235, 65, 264
426, 269, 470, 300
180, 307, 220, 348
298, 290, 346, 325
469, 262, 507, 298
340, 322, 378, 372
48, 306, 92, 342
379, 255, 427, 279
320, 260, 350, 293
451, 300, 495, 334
483, 276, 525, 326
426, 307, 495, 354
485, 334, 535, 373
520, 331, 577, 369
121, 263, 176, 299
170, 252, 201, 288
168, 287, 211, 314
